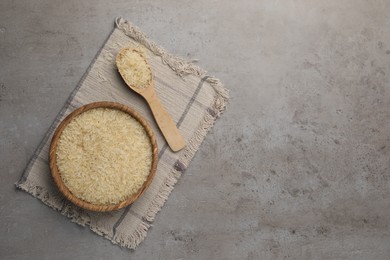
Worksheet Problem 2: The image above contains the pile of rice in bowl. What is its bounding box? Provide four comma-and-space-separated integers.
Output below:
55, 107, 153, 205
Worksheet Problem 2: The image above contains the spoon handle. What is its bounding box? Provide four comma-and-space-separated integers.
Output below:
144, 91, 186, 152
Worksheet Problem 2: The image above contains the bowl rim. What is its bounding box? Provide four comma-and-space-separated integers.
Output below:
49, 101, 158, 212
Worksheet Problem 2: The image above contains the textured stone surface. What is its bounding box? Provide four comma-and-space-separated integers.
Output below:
1, 0, 389, 259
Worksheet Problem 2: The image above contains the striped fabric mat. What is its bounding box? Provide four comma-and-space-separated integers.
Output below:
16, 17, 228, 249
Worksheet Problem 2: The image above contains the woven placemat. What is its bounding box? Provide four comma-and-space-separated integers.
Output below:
15, 17, 228, 249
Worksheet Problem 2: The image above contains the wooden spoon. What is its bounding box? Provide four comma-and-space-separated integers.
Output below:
116, 47, 186, 152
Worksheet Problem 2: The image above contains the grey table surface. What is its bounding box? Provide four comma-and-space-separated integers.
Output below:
1, 1, 390, 259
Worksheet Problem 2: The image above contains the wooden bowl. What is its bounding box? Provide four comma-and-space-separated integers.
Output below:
49, 101, 158, 212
